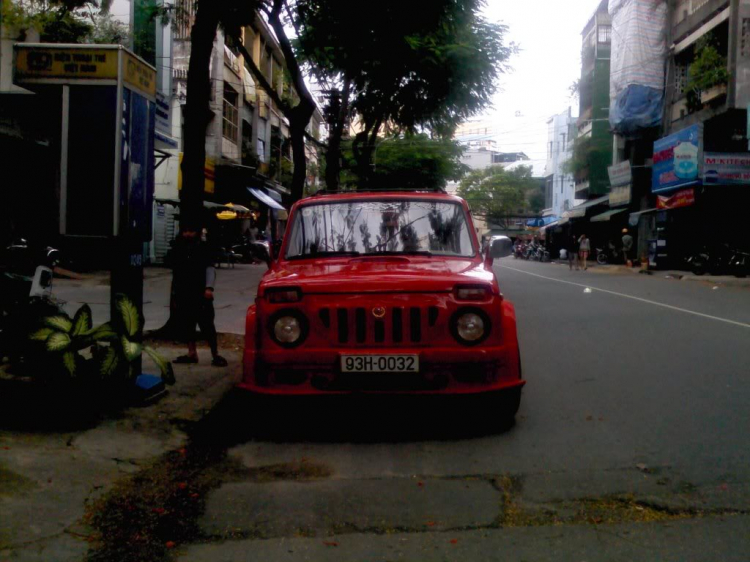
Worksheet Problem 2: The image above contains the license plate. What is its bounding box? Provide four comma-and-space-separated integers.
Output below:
341, 355, 419, 373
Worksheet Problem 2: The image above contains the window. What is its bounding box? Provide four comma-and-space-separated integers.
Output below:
257, 138, 266, 162
175, 0, 196, 40
598, 25, 611, 43
285, 201, 475, 259
222, 86, 239, 142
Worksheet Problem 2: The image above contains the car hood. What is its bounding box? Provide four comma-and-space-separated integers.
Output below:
260, 257, 496, 294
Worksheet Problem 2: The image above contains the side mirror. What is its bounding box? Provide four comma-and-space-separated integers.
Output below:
252, 242, 272, 267
489, 236, 513, 259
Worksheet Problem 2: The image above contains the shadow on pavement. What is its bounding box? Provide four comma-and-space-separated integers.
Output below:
190, 389, 516, 449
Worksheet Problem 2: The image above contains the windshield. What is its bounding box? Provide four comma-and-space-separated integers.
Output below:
284, 200, 475, 259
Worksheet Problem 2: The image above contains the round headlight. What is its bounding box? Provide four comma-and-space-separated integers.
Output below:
451, 308, 491, 346
274, 316, 301, 344
457, 313, 485, 342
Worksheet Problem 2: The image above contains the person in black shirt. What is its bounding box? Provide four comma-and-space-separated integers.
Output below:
170, 227, 227, 366
565, 235, 579, 271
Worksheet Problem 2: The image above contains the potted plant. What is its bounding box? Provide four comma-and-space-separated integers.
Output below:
29, 295, 174, 393
688, 34, 729, 106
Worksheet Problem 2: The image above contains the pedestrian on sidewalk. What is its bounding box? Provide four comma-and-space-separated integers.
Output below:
566, 235, 579, 270
622, 228, 634, 266
578, 234, 591, 270
170, 227, 228, 367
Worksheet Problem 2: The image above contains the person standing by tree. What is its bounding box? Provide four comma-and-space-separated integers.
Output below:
171, 227, 227, 367
578, 234, 591, 270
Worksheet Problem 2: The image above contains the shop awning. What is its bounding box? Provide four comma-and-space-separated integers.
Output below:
563, 194, 610, 219
628, 208, 658, 226
248, 187, 286, 211
591, 208, 628, 222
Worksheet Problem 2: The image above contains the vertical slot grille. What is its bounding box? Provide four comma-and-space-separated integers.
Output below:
392, 307, 403, 343
428, 306, 439, 327
374, 319, 385, 342
337, 308, 348, 343
410, 307, 422, 343
355, 308, 366, 343
319, 308, 330, 328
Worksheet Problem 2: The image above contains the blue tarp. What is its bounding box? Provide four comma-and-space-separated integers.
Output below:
610, 84, 664, 136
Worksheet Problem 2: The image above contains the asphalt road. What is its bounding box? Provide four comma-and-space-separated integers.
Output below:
177, 259, 750, 560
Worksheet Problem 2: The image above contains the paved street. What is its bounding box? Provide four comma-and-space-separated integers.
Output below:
174, 258, 750, 560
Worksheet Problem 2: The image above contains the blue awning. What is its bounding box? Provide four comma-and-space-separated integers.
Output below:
248, 187, 285, 211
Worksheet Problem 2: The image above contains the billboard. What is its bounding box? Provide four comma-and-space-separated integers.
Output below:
703, 153, 750, 185
652, 124, 703, 194
608, 160, 632, 206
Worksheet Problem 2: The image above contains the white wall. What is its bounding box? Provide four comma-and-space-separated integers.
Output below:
544, 109, 576, 218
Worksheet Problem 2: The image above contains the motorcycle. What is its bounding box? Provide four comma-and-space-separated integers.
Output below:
596, 244, 620, 266
1, 240, 63, 364
688, 244, 750, 277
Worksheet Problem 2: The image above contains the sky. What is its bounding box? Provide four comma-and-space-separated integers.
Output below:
465, 0, 604, 160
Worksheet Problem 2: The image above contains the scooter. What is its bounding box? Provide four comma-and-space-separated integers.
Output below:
1, 240, 62, 364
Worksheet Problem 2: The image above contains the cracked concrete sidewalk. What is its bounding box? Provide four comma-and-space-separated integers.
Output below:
0, 344, 242, 562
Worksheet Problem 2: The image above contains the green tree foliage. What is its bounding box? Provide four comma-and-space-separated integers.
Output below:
528, 186, 546, 214
294, 0, 516, 190
688, 34, 729, 93
341, 134, 467, 191
457, 165, 536, 222
1, 0, 130, 44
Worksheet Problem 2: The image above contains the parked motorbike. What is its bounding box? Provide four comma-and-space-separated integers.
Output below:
1, 240, 63, 364
688, 244, 750, 277
595, 243, 621, 266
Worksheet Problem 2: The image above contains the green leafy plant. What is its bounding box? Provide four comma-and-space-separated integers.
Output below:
30, 295, 175, 385
688, 34, 729, 93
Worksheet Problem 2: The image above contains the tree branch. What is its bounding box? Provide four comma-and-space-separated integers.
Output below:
235, 39, 291, 116
267, 0, 315, 112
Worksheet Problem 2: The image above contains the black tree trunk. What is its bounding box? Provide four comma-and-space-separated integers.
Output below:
180, 2, 220, 231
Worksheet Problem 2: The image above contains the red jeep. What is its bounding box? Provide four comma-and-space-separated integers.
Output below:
241, 191, 525, 421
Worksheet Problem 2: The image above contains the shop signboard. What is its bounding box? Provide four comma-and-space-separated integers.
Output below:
703, 153, 750, 185
656, 188, 695, 210
15, 45, 119, 81
652, 124, 703, 194
178, 154, 216, 194
608, 160, 632, 206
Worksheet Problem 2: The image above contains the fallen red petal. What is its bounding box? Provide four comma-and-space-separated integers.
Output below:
417, 481, 424, 487
152, 508, 166, 515
426, 521, 436, 527
165, 541, 176, 549
449, 539, 458, 544
323, 541, 339, 547
190, 493, 200, 499
177, 448, 187, 456
177, 482, 188, 490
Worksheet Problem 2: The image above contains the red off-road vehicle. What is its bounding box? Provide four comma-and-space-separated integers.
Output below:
241, 191, 525, 421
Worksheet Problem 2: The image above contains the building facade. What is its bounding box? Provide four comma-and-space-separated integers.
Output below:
575, 0, 614, 200
544, 108, 577, 218
153, 6, 323, 262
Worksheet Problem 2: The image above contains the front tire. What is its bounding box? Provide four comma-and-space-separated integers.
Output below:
597, 253, 607, 265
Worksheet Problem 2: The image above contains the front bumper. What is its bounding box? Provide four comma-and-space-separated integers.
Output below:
239, 345, 524, 396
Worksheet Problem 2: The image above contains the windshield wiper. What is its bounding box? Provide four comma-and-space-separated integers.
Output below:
365, 250, 433, 257
288, 250, 361, 260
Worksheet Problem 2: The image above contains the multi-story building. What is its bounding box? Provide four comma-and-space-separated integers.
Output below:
648, 0, 750, 266
544, 108, 577, 218
153, 6, 323, 262
575, 0, 613, 200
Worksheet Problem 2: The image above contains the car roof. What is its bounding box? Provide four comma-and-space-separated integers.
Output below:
299, 190, 466, 206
